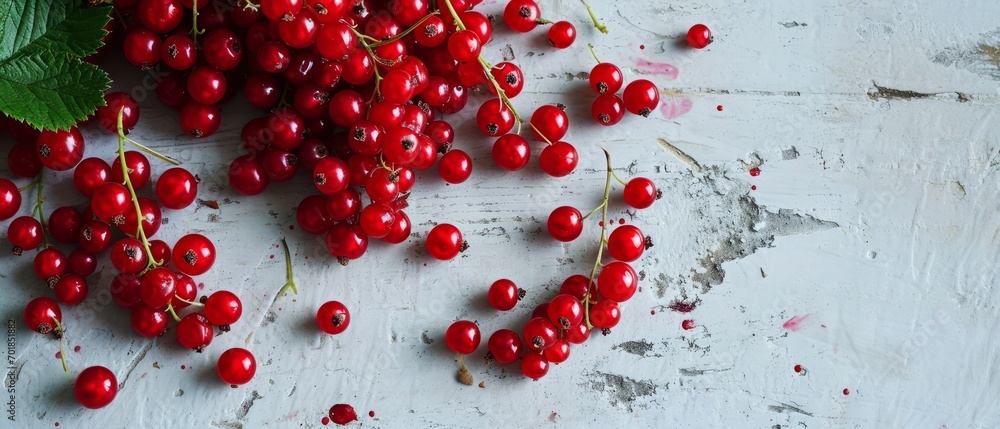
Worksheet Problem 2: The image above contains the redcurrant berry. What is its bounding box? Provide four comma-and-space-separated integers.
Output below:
73, 366, 117, 409
426, 223, 464, 260
317, 300, 351, 334
217, 348, 257, 387
445, 320, 480, 354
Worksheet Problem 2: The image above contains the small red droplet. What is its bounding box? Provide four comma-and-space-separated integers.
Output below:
794, 364, 803, 373
681, 319, 696, 330
368, 410, 375, 418
54, 423, 59, 427
289, 225, 294, 230
749, 167, 761, 177
73, 345, 81, 353
55, 351, 61, 359
751, 185, 757, 190
198, 282, 205, 289
843, 388, 850, 395
329, 404, 358, 425
321, 417, 330, 425
639, 44, 645, 50
650, 310, 655, 315
276, 244, 280, 248
598, 221, 604, 227
270, 255, 274, 259
717, 105, 723, 111
618, 218, 625, 224
181, 365, 186, 370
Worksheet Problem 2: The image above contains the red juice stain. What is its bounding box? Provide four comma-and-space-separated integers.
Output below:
198, 282, 205, 289
269, 255, 274, 259
55, 351, 61, 359
54, 423, 59, 427
329, 404, 358, 425
276, 244, 280, 248
650, 310, 655, 315
73, 345, 80, 353
639, 44, 645, 50
794, 364, 803, 373
751, 185, 757, 191
181, 365, 186, 370
618, 218, 625, 224
321, 417, 330, 425
598, 221, 604, 227
749, 167, 761, 177
843, 388, 850, 395
717, 105, 723, 111
368, 410, 375, 418
668, 300, 697, 313
681, 319, 696, 330
289, 225, 294, 230
782, 314, 811, 332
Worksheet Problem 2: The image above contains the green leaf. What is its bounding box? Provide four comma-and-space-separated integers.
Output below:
0, 51, 110, 131
0, 1, 111, 61
0, 0, 111, 131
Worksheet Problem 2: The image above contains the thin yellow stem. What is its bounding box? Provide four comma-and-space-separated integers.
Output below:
579, 0, 608, 34
166, 304, 182, 322
116, 110, 158, 270
278, 238, 298, 296
583, 148, 615, 329
369, 12, 440, 48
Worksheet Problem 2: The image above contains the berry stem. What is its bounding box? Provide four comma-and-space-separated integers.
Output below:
27, 171, 50, 248
174, 296, 204, 307
579, 0, 608, 34
583, 148, 615, 329
51, 317, 71, 379
348, 26, 386, 103
166, 304, 182, 322
191, 0, 204, 47
242, 0, 259, 11
587, 43, 601, 63
122, 136, 181, 165
116, 110, 159, 270
528, 123, 553, 145
278, 238, 298, 296
368, 12, 441, 48
16, 174, 41, 192
609, 168, 628, 186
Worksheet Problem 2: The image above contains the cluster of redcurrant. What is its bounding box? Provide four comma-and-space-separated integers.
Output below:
587, 50, 659, 125
166, 0, 605, 265
445, 150, 659, 380
0, 95, 256, 407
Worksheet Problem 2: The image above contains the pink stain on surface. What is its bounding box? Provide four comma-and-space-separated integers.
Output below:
632, 57, 679, 79
782, 314, 811, 331
660, 96, 693, 120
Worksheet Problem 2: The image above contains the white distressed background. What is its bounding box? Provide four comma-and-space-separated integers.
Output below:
3, 0, 1000, 427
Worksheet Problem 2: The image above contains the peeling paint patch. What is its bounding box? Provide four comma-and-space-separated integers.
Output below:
767, 401, 814, 417
933, 30, 1000, 81
612, 340, 656, 357
586, 371, 661, 412
782, 146, 800, 160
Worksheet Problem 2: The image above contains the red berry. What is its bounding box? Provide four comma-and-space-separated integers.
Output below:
123, 28, 162, 68
607, 225, 645, 262
278, 10, 319, 48
68, 249, 97, 276
316, 300, 351, 334
139, 267, 176, 309
110, 238, 148, 274
156, 167, 198, 209
559, 274, 593, 301
187, 66, 227, 105
687, 24, 713, 49
0, 179, 18, 220
565, 322, 590, 344
547, 294, 583, 329
359, 203, 396, 239
313, 157, 350, 195
543, 339, 570, 364
529, 104, 568, 143
491, 134, 530, 171
445, 320, 480, 354
260, 0, 303, 20
547, 21, 576, 48
326, 187, 362, 221
24, 297, 61, 334
36, 127, 85, 171
382, 210, 412, 244
523, 317, 558, 351
202, 29, 243, 70
9, 216, 43, 254
78, 220, 113, 253
296, 195, 334, 234
539, 141, 578, 177
112, 274, 143, 308
521, 352, 549, 379
73, 366, 117, 409
426, 223, 464, 260
130, 302, 168, 336
597, 261, 638, 302
73, 158, 111, 198
90, 182, 130, 222
179, 101, 221, 138
623, 79, 660, 117
488, 62, 524, 98
175, 313, 214, 352
205, 290, 243, 327
95, 92, 140, 134
504, 0, 542, 33
623, 177, 657, 209
8, 142, 43, 178
487, 279, 521, 311
173, 233, 216, 276
547, 206, 583, 242
589, 62, 623, 94
137, 0, 183, 32
54, 274, 88, 305
487, 329, 522, 364
161, 34, 197, 70
325, 223, 368, 261
48, 206, 83, 244
217, 348, 257, 386
476, 99, 515, 136
447, 30, 481, 62
438, 149, 472, 184
228, 154, 270, 195
592, 94, 625, 126
590, 300, 621, 329
33, 247, 67, 286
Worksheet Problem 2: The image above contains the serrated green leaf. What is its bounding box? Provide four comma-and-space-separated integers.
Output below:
0, 0, 111, 61
0, 52, 110, 131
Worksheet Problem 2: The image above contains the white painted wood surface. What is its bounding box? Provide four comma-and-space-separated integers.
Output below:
3, 0, 1000, 427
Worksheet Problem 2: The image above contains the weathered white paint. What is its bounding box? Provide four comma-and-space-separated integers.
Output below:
3, 0, 1000, 427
